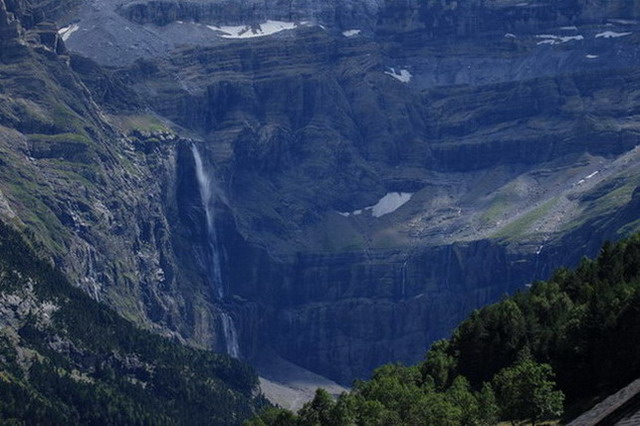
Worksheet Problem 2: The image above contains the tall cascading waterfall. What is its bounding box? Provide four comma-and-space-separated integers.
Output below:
192, 144, 224, 299
191, 144, 241, 358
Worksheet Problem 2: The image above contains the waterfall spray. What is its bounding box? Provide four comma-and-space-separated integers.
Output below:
221, 312, 241, 358
191, 144, 224, 300
191, 144, 241, 358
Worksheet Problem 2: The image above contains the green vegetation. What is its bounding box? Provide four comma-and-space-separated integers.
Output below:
251, 233, 640, 425
0, 221, 267, 425
493, 198, 556, 240
108, 114, 172, 134
563, 176, 640, 233
480, 189, 518, 226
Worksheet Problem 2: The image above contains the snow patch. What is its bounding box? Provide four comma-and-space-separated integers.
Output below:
207, 20, 306, 39
608, 19, 638, 26
576, 171, 599, 185
338, 192, 413, 218
58, 23, 80, 42
342, 29, 361, 37
385, 68, 412, 83
370, 192, 413, 217
596, 31, 632, 39
536, 34, 584, 45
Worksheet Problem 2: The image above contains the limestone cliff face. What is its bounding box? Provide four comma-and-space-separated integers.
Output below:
118, 0, 640, 35
0, 0, 234, 354
214, 200, 640, 383
129, 4, 640, 383
120, 0, 383, 28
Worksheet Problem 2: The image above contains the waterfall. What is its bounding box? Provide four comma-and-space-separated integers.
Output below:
191, 144, 224, 300
401, 260, 407, 297
191, 144, 241, 358
221, 312, 241, 358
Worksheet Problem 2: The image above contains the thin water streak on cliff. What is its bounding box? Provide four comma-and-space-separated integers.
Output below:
191, 143, 241, 358
221, 312, 241, 358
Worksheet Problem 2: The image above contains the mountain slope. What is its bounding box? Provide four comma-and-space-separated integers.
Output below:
1, 0, 640, 389
0, 220, 266, 424
0, 0, 246, 354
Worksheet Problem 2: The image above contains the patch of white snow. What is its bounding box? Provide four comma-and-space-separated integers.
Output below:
385, 68, 412, 83
342, 29, 361, 37
595, 31, 632, 39
337, 193, 413, 218
207, 20, 306, 39
536, 34, 584, 45
58, 23, 80, 42
369, 192, 413, 218
608, 19, 638, 25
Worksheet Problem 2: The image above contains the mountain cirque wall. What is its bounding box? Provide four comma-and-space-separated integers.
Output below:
145, 21, 640, 382
120, 0, 384, 28
0, 0, 236, 354
1, 0, 640, 387
129, 2, 640, 383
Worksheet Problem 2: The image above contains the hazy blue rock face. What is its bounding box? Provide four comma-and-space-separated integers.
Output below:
1, 0, 640, 386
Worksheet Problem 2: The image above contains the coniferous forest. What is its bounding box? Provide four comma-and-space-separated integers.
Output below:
249, 233, 640, 425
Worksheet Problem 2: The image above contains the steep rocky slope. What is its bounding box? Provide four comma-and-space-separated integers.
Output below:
0, 220, 265, 424
0, 0, 238, 353
1, 0, 640, 389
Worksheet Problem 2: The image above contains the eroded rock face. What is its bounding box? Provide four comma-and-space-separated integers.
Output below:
135, 4, 640, 383
120, 0, 384, 28
0, 0, 236, 356
1, 0, 640, 387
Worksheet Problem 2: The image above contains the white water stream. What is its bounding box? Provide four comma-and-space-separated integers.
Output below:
192, 144, 241, 358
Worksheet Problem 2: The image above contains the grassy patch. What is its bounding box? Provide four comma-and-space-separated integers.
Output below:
27, 132, 92, 144
493, 198, 557, 240
4, 183, 68, 255
481, 191, 516, 225
108, 114, 171, 134
617, 218, 640, 237
563, 179, 639, 233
